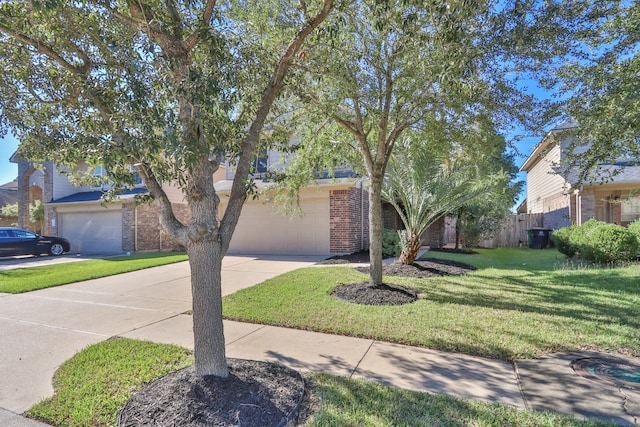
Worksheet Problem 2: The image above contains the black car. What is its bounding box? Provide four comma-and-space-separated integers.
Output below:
0, 227, 71, 257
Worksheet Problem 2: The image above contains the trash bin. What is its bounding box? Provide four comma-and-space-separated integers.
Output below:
527, 228, 552, 249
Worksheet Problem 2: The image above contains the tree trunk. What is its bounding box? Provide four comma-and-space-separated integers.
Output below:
368, 178, 384, 286
398, 231, 421, 265
187, 239, 227, 377
455, 210, 461, 250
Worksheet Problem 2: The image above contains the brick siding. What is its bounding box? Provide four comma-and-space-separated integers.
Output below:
382, 202, 402, 230
329, 187, 368, 253
134, 201, 190, 251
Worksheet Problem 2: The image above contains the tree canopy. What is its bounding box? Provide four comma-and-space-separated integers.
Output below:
0, 0, 335, 377
512, 0, 639, 182
278, 0, 549, 283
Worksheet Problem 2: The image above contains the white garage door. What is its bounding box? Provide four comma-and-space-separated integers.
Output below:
227, 196, 330, 255
60, 210, 122, 254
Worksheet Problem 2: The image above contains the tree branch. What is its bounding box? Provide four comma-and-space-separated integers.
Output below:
220, 0, 335, 251
0, 22, 80, 75
134, 162, 188, 243
184, 0, 217, 52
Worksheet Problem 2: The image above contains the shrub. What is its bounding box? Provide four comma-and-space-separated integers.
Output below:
628, 219, 640, 247
571, 218, 605, 258
551, 225, 578, 257
553, 219, 639, 263
584, 223, 639, 263
382, 229, 401, 257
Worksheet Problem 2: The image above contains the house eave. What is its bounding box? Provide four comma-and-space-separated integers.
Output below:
214, 177, 363, 195
520, 119, 579, 172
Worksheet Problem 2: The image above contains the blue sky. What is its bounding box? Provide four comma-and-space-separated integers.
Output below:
0, 134, 19, 185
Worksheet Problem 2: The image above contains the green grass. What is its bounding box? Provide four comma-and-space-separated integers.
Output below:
223, 248, 640, 359
304, 373, 609, 426
0, 252, 188, 293
26, 338, 193, 427
27, 339, 608, 427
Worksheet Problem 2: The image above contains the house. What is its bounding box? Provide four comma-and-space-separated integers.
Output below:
215, 152, 370, 255
520, 120, 640, 229
11, 149, 373, 256
0, 179, 19, 227
10, 154, 191, 254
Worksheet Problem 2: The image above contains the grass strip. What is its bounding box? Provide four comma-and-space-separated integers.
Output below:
27, 339, 608, 427
303, 373, 610, 426
0, 252, 188, 293
26, 338, 193, 427
223, 248, 640, 359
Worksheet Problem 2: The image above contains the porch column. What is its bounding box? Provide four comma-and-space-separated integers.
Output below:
579, 189, 596, 224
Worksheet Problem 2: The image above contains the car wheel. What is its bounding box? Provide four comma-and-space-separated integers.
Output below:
49, 243, 65, 256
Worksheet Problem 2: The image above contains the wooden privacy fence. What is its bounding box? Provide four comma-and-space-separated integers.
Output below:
479, 213, 544, 248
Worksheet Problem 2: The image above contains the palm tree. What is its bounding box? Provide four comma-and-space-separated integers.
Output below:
382, 144, 491, 264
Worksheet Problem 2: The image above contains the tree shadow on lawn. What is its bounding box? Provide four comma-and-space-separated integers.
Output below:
422, 270, 640, 330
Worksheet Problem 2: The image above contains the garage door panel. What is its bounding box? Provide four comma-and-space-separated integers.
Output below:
228, 197, 330, 255
60, 211, 122, 254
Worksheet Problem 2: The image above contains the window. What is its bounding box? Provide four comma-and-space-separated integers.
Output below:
253, 149, 268, 174
11, 229, 36, 238
621, 196, 640, 222
91, 165, 105, 177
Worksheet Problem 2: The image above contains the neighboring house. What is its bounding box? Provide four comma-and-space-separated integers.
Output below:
520, 120, 640, 229
0, 179, 19, 227
11, 153, 191, 254
11, 148, 376, 256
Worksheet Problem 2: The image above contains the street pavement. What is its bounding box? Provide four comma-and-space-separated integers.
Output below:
0, 255, 638, 426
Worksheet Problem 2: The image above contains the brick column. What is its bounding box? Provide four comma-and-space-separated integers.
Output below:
579, 189, 596, 224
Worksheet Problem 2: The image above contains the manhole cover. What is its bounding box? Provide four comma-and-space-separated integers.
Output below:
572, 358, 640, 391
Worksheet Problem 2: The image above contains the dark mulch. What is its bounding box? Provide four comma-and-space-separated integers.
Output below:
329, 256, 475, 306
332, 282, 418, 305
118, 359, 304, 427
318, 250, 392, 264
354, 258, 476, 278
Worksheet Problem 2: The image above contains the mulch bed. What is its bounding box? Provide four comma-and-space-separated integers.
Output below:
332, 282, 418, 305
354, 258, 476, 278
118, 360, 304, 427
329, 255, 476, 306
318, 250, 390, 264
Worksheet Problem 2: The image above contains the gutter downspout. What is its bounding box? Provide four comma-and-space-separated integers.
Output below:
134, 205, 138, 252
358, 179, 365, 251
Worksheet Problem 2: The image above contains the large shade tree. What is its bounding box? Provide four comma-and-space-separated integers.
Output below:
282, 0, 547, 285
0, 0, 334, 377
556, 0, 640, 180
507, 1, 639, 181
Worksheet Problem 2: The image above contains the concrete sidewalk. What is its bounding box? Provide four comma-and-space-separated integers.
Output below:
1, 256, 638, 426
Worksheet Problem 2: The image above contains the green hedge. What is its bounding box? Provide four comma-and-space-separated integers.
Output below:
628, 219, 640, 246
552, 219, 639, 263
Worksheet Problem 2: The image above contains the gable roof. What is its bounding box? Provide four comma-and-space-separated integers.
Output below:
520, 119, 578, 172
50, 187, 148, 204
0, 188, 18, 208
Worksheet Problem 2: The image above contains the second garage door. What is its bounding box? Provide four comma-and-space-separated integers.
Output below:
227, 195, 330, 255
59, 210, 123, 254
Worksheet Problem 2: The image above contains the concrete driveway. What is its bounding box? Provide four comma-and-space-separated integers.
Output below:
0, 255, 323, 414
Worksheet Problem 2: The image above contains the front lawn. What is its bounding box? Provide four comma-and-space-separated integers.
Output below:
223, 248, 640, 360
0, 252, 188, 293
